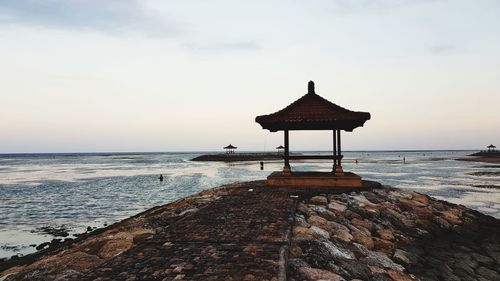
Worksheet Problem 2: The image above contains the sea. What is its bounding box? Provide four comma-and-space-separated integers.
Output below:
1, 150, 499, 259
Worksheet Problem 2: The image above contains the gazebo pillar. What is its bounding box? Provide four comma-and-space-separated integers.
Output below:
283, 130, 291, 175
332, 130, 337, 171
335, 130, 344, 176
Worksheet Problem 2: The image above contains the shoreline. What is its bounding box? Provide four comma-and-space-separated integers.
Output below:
1, 180, 499, 281
456, 153, 500, 164
457, 157, 500, 164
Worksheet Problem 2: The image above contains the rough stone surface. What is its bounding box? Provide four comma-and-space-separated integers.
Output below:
1, 182, 294, 281
352, 230, 375, 249
2, 182, 500, 281
298, 267, 346, 281
328, 201, 347, 212
309, 195, 328, 205
288, 186, 500, 281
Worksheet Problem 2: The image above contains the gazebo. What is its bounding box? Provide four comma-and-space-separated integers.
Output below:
223, 144, 237, 154
276, 145, 285, 153
487, 144, 496, 152
255, 81, 370, 187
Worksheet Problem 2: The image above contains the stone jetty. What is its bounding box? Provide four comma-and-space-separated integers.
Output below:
288, 188, 500, 281
191, 153, 285, 162
1, 181, 499, 281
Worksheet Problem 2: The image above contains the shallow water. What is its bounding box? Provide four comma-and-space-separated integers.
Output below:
0, 151, 499, 258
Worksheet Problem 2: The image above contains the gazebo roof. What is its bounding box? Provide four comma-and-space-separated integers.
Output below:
276, 145, 285, 149
255, 81, 370, 132
224, 144, 237, 149
488, 144, 496, 148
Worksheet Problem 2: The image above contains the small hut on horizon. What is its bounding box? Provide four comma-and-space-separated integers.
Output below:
487, 144, 496, 152
276, 145, 285, 154
223, 144, 237, 154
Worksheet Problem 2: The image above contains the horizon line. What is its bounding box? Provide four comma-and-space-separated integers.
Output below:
0, 149, 481, 155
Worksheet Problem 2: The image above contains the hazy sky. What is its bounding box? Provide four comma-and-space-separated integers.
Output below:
1, 0, 499, 153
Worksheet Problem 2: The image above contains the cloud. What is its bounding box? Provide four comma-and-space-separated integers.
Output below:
330, 0, 441, 15
0, 0, 176, 36
429, 44, 456, 54
183, 41, 261, 53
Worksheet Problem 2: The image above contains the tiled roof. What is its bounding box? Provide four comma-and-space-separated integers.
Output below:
255, 81, 370, 132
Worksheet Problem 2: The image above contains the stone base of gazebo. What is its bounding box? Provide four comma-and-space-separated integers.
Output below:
267, 171, 362, 187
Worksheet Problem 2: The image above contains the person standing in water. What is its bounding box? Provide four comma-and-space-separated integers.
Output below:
159, 174, 164, 182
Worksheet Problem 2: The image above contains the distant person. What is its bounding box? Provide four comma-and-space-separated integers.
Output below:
260, 161, 264, 170
355, 159, 358, 164
159, 174, 164, 182
403, 157, 406, 164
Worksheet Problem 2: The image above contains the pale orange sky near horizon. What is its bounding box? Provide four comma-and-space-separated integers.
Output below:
1, 0, 499, 153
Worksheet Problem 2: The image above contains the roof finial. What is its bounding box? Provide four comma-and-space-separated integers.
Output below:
308, 80, 315, 94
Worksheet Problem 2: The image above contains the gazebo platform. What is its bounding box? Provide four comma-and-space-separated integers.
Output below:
267, 171, 362, 187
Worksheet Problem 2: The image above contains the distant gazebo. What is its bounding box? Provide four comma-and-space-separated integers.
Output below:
487, 144, 496, 152
255, 81, 370, 187
276, 145, 285, 153
223, 144, 237, 154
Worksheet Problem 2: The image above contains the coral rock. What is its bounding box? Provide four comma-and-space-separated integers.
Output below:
298, 267, 346, 281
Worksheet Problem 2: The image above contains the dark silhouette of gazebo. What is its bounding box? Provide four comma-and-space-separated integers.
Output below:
223, 144, 237, 154
255, 81, 370, 187
276, 145, 285, 153
487, 144, 496, 152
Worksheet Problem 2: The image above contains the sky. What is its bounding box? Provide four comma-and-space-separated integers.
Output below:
0, 0, 499, 153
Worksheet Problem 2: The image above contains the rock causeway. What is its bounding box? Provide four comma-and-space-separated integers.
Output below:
1, 181, 499, 281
